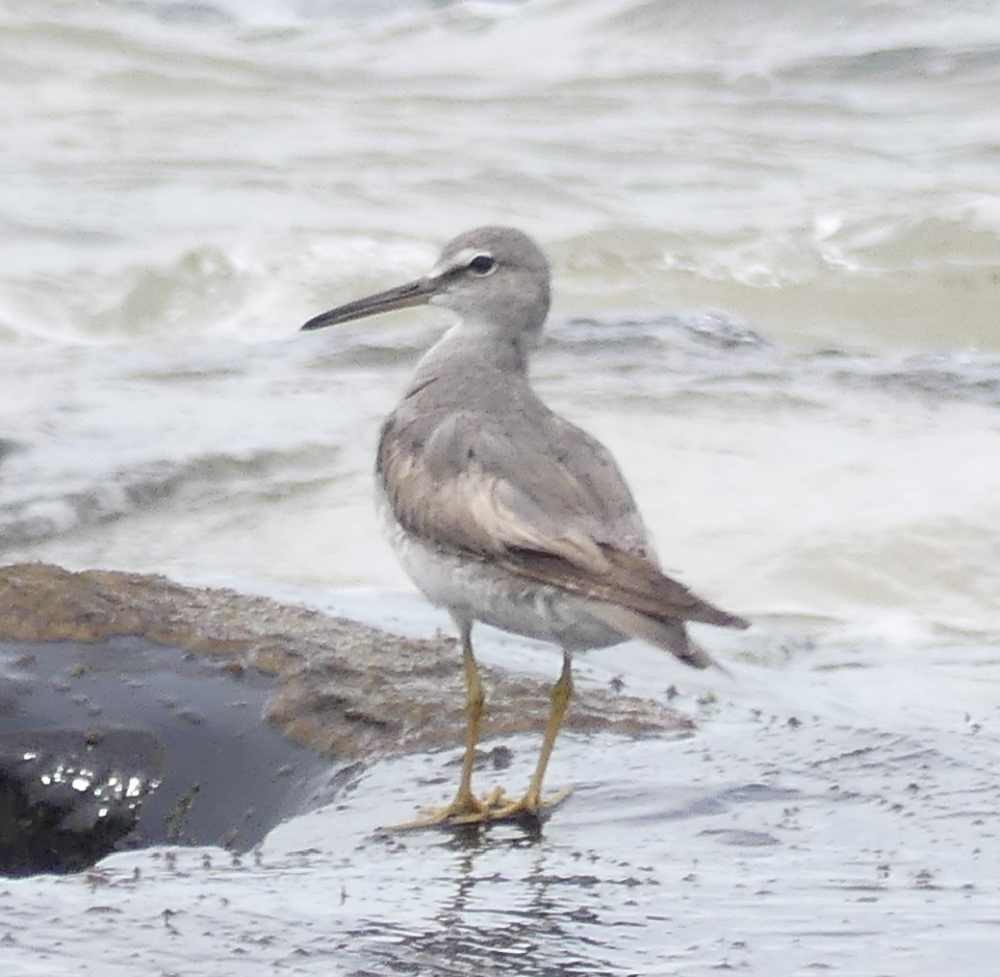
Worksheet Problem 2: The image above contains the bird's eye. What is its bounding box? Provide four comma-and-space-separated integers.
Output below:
468, 254, 496, 276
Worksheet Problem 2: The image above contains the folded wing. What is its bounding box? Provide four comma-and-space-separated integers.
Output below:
378, 404, 749, 656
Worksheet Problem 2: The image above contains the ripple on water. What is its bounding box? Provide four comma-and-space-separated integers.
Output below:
2, 623, 998, 975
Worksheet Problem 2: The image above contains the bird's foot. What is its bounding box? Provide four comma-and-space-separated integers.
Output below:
385, 786, 509, 831
383, 785, 572, 832
485, 786, 573, 824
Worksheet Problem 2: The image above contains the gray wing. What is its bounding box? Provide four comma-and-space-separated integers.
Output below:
541, 413, 656, 559
378, 404, 747, 630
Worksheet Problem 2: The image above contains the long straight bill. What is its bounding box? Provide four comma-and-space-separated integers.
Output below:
301, 277, 437, 331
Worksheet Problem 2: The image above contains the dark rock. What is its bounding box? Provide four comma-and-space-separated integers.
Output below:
0, 563, 691, 875
0, 638, 340, 875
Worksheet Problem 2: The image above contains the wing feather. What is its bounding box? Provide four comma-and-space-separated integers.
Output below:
378, 403, 747, 630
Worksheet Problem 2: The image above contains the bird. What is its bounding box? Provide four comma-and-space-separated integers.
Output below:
301, 226, 749, 828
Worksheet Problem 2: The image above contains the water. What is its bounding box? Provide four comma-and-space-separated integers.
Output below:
1, 0, 999, 972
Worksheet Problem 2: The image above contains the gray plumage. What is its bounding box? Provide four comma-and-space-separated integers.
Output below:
305, 226, 748, 671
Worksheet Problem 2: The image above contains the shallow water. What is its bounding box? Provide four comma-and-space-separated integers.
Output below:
3, 615, 998, 975
2, 0, 999, 972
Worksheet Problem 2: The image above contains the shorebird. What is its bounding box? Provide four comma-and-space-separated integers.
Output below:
301, 227, 748, 828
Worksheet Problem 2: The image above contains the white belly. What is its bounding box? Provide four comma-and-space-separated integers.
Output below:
376, 484, 626, 652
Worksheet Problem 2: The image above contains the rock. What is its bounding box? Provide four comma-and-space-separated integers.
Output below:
0, 635, 345, 876
0, 563, 690, 755
0, 563, 690, 875
0, 728, 160, 876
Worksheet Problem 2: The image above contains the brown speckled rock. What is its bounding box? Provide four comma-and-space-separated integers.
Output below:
0, 563, 690, 761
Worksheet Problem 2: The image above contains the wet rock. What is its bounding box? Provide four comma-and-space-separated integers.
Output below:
0, 729, 158, 876
0, 563, 689, 874
0, 563, 688, 754
0, 637, 340, 875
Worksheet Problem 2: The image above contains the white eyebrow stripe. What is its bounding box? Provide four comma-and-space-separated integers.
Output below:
429, 247, 492, 278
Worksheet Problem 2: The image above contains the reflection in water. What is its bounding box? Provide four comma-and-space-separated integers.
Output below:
352, 828, 631, 977
4, 710, 999, 975
313, 697, 999, 977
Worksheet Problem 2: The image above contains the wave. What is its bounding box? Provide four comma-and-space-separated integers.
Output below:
2, 209, 998, 352
0, 446, 337, 551
548, 312, 1000, 407
3, 0, 999, 353
10, 1, 1000, 88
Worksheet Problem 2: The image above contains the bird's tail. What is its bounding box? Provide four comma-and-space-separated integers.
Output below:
589, 602, 729, 673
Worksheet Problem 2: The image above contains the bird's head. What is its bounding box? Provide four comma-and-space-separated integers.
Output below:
301, 226, 551, 345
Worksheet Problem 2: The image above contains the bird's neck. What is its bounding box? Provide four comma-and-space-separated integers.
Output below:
409, 318, 532, 393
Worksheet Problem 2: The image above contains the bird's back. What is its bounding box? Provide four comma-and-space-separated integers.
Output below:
378, 351, 746, 644
380, 353, 652, 557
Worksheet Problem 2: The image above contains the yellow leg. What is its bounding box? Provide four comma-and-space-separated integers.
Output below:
452, 620, 485, 811
491, 650, 574, 819
526, 649, 574, 808
388, 621, 503, 830
387, 642, 574, 832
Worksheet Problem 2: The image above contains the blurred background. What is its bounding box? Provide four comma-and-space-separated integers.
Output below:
1, 0, 998, 644
3, 4, 1000, 973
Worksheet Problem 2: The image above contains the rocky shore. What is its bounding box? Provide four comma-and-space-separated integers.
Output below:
0, 563, 688, 874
